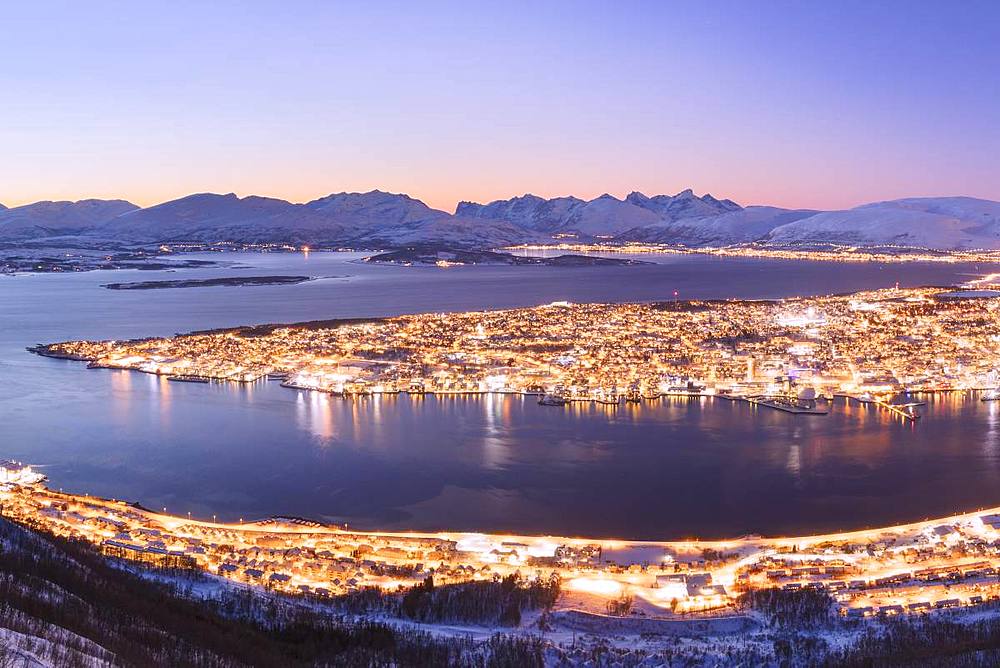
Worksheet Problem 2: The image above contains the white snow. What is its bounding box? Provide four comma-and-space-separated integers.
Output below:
4, 189, 1000, 251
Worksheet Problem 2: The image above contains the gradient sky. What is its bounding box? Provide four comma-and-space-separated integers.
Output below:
2, 0, 999, 212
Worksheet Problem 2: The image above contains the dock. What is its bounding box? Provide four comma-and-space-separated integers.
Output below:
742, 396, 828, 415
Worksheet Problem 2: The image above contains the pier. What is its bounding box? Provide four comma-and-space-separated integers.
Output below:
741, 396, 829, 415
839, 394, 921, 421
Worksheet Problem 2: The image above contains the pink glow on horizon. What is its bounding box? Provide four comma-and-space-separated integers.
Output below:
1, 3, 998, 213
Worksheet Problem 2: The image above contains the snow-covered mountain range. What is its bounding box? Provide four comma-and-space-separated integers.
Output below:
2, 190, 1000, 251
0, 199, 138, 239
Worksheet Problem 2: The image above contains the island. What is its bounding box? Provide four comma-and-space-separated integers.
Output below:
101, 275, 316, 290
32, 283, 1000, 421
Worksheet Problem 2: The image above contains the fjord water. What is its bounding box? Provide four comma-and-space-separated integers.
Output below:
4, 251, 1000, 539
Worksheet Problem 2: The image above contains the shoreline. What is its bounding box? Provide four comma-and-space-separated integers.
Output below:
28, 336, 988, 412
33, 480, 1000, 549
8, 475, 1000, 621
504, 242, 1000, 265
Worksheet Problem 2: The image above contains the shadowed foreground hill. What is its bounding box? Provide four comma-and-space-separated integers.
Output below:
0, 518, 543, 667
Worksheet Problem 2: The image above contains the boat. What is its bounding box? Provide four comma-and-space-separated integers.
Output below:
538, 393, 568, 406
0, 460, 47, 486
167, 375, 210, 383
983, 389, 1000, 402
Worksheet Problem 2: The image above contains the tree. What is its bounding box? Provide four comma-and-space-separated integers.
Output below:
605, 594, 633, 617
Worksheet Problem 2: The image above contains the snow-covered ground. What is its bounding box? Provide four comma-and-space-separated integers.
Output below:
6, 188, 1000, 252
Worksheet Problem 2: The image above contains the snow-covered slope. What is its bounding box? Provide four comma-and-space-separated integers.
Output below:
625, 189, 740, 221
561, 194, 661, 236
766, 197, 1000, 249
456, 194, 586, 233
620, 206, 816, 245
458, 192, 665, 237
358, 213, 539, 247
5, 190, 1000, 251
304, 190, 447, 231
457, 190, 740, 239
96, 193, 338, 244
94, 190, 534, 247
0, 199, 138, 239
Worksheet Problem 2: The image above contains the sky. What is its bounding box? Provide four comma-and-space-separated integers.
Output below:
2, 0, 999, 212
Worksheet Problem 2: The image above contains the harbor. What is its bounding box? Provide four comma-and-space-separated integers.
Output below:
33, 284, 1000, 427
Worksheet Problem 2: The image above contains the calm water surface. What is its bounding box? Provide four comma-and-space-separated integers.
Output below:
3, 251, 1000, 539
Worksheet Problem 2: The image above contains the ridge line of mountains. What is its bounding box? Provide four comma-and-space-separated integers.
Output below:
3, 189, 1000, 251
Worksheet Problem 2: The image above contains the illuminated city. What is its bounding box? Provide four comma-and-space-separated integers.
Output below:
506, 242, 1000, 265
37, 285, 1000, 421
7, 472, 1000, 622
5, 2, 1000, 664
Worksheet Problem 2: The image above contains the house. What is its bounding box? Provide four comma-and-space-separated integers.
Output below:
845, 606, 874, 619
655, 572, 713, 600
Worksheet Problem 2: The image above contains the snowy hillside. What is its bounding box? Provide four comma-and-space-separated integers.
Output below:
457, 190, 734, 238
305, 189, 447, 230
620, 206, 816, 245
766, 197, 1000, 249
458, 192, 665, 236
101, 192, 366, 244
0, 199, 138, 239
3, 189, 1000, 251
625, 189, 740, 221
93, 190, 529, 247
456, 194, 587, 232
358, 213, 541, 247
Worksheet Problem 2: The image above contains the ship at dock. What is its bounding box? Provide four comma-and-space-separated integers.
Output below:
0, 461, 47, 487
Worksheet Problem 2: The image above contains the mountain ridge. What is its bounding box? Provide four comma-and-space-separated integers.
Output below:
3, 190, 1000, 251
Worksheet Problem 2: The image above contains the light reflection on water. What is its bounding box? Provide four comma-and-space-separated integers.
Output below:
5, 251, 1000, 538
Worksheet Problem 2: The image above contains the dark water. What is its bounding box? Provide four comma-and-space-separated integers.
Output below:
3, 251, 1000, 539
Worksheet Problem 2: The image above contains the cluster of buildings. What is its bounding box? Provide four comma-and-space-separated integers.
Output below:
505, 242, 1000, 265
37, 286, 1000, 411
6, 478, 1000, 621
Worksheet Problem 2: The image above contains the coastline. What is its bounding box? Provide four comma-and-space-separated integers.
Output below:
8, 475, 1000, 622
